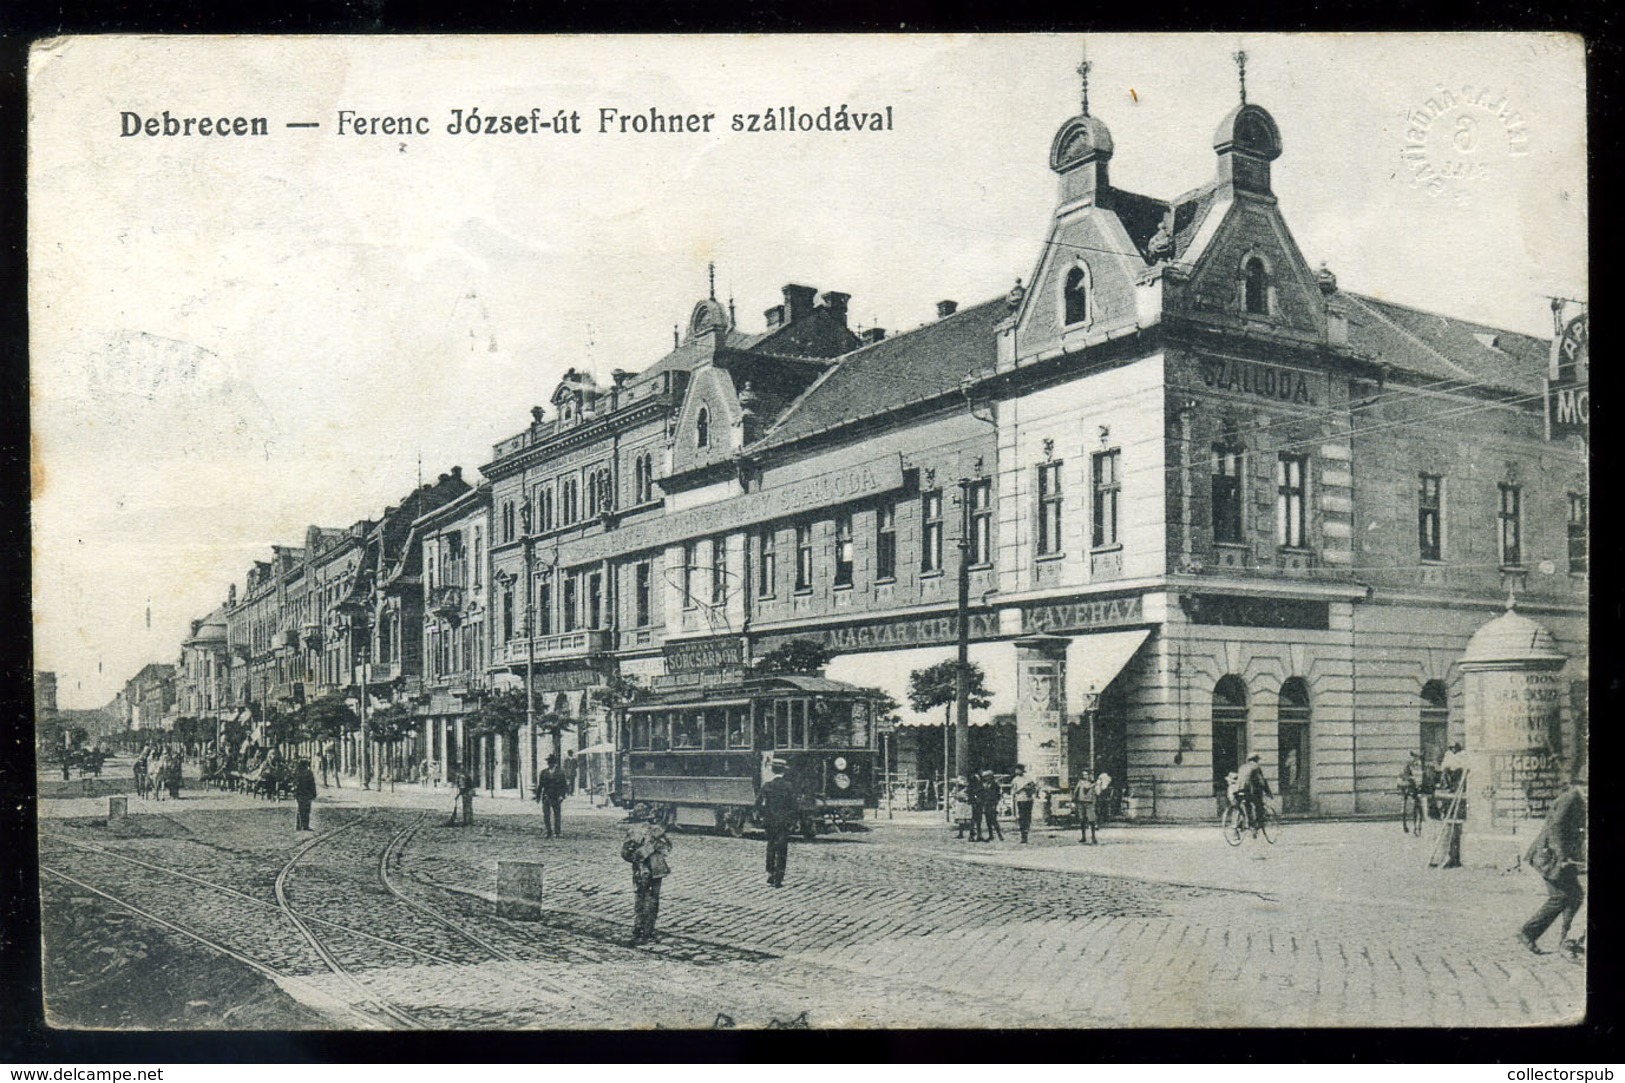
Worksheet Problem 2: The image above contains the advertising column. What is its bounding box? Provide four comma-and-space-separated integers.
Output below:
1015, 637, 1068, 785
1458, 603, 1570, 866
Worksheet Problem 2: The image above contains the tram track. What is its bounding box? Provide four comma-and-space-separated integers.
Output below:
38, 830, 463, 967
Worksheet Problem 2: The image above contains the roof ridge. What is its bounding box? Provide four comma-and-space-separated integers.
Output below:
1342, 293, 1479, 381
1343, 290, 1548, 344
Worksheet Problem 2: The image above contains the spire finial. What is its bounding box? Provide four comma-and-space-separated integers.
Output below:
708, 261, 716, 300
1233, 48, 1248, 105
1076, 47, 1092, 117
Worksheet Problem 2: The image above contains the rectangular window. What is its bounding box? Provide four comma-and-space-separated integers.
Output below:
563, 574, 579, 632
1498, 483, 1522, 567
1418, 474, 1443, 561
757, 529, 777, 598
1276, 454, 1308, 549
1037, 462, 1063, 556
538, 488, 554, 533
501, 583, 515, 643
875, 501, 897, 580
795, 524, 814, 591
711, 535, 728, 605
472, 528, 482, 586
538, 580, 553, 637
834, 514, 854, 586
587, 467, 603, 517
1092, 450, 1121, 548
682, 541, 698, 609
635, 561, 652, 626
588, 571, 603, 629
921, 490, 944, 572
562, 478, 579, 525
1568, 492, 1588, 575
1212, 445, 1244, 544
969, 480, 993, 565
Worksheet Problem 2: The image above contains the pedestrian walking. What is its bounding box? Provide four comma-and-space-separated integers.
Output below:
563, 750, 578, 796
622, 806, 673, 946
1011, 764, 1039, 843
977, 769, 1004, 841
450, 770, 476, 827
1073, 770, 1099, 844
964, 771, 985, 841
292, 758, 317, 831
1518, 777, 1587, 956
755, 758, 797, 887
949, 776, 974, 839
318, 748, 330, 788
536, 754, 569, 837
1094, 768, 1114, 828
1433, 742, 1468, 868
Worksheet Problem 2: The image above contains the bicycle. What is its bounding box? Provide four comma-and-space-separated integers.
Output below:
1221, 796, 1278, 846
1398, 785, 1428, 837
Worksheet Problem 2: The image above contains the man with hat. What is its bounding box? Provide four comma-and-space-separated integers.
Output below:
536, 753, 570, 838
1233, 752, 1272, 834
755, 758, 798, 887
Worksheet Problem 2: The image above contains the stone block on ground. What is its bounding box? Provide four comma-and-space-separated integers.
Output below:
107, 796, 128, 820
496, 860, 545, 920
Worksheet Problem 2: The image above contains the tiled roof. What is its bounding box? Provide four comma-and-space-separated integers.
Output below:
752, 298, 1007, 451
1342, 293, 1548, 396
1168, 182, 1222, 260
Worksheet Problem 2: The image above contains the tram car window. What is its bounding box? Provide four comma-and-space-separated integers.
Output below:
673, 710, 701, 749
650, 713, 671, 751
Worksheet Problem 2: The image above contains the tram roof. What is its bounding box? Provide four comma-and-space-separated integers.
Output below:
631, 673, 873, 708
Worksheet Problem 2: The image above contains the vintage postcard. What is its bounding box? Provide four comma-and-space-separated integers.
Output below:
28, 34, 1588, 1030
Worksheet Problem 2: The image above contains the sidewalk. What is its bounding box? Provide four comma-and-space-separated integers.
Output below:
866, 809, 1540, 921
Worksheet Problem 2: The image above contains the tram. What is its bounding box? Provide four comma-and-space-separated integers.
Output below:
618, 674, 882, 835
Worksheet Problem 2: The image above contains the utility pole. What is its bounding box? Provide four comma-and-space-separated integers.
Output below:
524, 535, 536, 797
954, 475, 973, 781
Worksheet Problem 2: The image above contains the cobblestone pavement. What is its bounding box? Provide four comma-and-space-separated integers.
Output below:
36, 780, 1584, 1029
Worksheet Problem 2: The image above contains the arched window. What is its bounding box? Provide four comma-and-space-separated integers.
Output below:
696, 406, 710, 448
1243, 257, 1269, 315
1212, 675, 1249, 794
1420, 679, 1449, 768
1278, 677, 1311, 812
1063, 261, 1092, 326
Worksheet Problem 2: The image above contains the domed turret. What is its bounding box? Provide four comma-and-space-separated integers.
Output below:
1212, 102, 1282, 194
1460, 600, 1566, 668
1050, 53, 1113, 204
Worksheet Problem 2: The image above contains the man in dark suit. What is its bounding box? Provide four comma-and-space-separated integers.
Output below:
1518, 777, 1587, 955
755, 758, 798, 887
536, 754, 569, 838
292, 759, 318, 831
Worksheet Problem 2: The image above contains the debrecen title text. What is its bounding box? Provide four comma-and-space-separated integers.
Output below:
117, 105, 897, 139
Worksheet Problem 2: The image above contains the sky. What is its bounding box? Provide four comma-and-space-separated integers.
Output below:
28, 34, 1587, 709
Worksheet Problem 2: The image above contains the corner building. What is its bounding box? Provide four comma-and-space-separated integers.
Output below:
467, 72, 1584, 818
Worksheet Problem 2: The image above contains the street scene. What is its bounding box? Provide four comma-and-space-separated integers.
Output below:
29, 36, 1587, 1032
37, 756, 1582, 1030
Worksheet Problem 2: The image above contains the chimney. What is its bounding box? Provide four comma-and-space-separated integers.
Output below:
936, 300, 959, 318
821, 291, 851, 327
861, 328, 887, 345
782, 284, 818, 323
437, 473, 449, 485
450, 465, 462, 481
764, 305, 786, 328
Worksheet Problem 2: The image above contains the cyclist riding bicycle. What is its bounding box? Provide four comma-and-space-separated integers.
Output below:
1398, 750, 1427, 831
1230, 753, 1272, 831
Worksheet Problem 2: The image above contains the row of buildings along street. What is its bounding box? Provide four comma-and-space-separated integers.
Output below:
72, 58, 1588, 835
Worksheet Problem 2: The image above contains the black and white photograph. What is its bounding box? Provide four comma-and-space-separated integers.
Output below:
25, 33, 1588, 1032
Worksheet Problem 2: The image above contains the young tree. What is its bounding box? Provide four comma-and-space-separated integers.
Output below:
303, 693, 359, 745
368, 702, 419, 776
753, 639, 833, 676
907, 660, 992, 729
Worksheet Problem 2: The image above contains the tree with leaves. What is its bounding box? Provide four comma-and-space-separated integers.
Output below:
303, 693, 358, 744
909, 659, 992, 754
753, 639, 833, 676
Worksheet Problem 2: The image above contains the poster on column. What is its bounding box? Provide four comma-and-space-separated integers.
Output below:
24, 33, 1589, 1035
